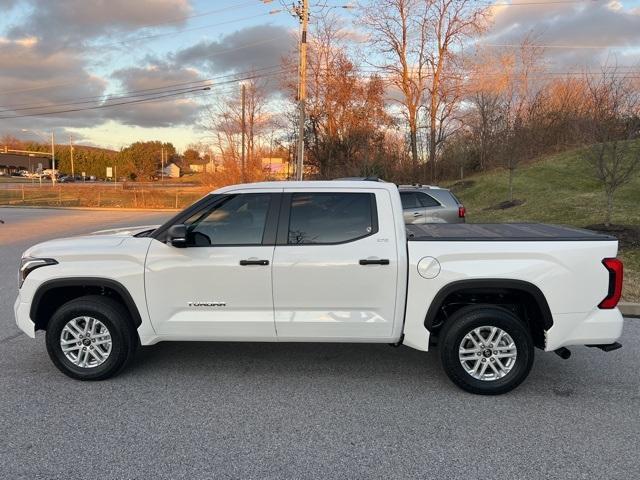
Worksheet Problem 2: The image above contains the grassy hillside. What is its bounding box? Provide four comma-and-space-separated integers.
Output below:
447, 145, 640, 302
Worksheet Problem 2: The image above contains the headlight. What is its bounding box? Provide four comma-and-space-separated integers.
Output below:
19, 257, 57, 288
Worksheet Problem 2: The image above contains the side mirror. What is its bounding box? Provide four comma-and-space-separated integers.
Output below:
167, 224, 187, 248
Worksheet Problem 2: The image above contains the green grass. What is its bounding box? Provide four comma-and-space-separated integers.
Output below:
447, 145, 640, 302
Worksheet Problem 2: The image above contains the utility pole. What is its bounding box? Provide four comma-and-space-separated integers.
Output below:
69, 134, 74, 178
161, 146, 164, 182
241, 83, 246, 182
51, 131, 56, 184
294, 0, 309, 181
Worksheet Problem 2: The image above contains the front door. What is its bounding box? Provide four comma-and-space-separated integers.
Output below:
145, 192, 280, 340
272, 189, 399, 340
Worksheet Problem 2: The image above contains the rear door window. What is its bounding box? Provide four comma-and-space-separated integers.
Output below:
417, 192, 440, 208
287, 192, 377, 244
400, 192, 421, 209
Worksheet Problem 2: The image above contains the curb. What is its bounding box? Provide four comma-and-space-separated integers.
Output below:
620, 302, 640, 318
0, 205, 179, 213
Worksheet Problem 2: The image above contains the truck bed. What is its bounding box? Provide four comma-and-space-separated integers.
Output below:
406, 223, 616, 242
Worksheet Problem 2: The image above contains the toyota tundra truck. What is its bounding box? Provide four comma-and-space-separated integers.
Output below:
14, 181, 625, 394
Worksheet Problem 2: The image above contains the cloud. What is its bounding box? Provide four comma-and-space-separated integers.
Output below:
174, 24, 292, 73
0, 0, 18, 9
0, 41, 107, 129
109, 62, 204, 127
484, 0, 640, 68
6, 0, 191, 49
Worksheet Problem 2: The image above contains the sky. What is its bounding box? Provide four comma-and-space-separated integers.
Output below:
1, 0, 639, 152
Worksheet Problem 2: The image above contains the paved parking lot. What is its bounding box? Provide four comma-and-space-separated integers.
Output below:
1, 207, 639, 479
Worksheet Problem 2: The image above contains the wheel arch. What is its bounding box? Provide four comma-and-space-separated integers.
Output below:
30, 278, 143, 332
425, 279, 553, 349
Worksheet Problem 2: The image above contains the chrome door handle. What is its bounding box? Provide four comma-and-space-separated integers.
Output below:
239, 259, 269, 266
413, 212, 422, 216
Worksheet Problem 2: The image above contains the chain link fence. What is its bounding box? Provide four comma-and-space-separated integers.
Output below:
0, 183, 207, 209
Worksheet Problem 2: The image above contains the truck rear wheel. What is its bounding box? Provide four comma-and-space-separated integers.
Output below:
439, 305, 534, 395
45, 295, 137, 380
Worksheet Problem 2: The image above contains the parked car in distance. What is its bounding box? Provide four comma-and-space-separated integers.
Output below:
15, 180, 625, 394
399, 185, 465, 224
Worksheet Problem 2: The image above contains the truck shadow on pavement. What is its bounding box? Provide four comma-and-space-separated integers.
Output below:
122, 339, 638, 399
132, 341, 451, 386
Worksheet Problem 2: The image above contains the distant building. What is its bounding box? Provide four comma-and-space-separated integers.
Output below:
162, 162, 181, 178
0, 152, 52, 175
262, 157, 289, 180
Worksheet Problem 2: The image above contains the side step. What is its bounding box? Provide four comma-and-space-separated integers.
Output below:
588, 342, 622, 352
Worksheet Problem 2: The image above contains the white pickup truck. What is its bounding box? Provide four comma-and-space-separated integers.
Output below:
15, 181, 625, 394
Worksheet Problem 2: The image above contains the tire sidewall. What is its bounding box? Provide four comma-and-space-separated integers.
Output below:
440, 306, 534, 395
46, 298, 130, 380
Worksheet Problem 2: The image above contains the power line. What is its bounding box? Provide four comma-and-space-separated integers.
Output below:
124, 0, 260, 30
487, 1, 601, 5
0, 64, 288, 110
478, 43, 634, 49
81, 12, 280, 51
0, 69, 294, 119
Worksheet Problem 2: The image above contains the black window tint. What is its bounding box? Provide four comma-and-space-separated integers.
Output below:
288, 193, 375, 244
400, 192, 420, 209
417, 192, 440, 207
185, 194, 271, 246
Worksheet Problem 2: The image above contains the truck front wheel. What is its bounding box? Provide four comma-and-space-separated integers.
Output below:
45, 295, 137, 380
439, 305, 534, 395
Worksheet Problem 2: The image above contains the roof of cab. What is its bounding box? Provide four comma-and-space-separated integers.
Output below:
212, 180, 399, 194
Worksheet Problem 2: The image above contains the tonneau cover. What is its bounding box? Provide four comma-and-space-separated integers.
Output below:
406, 223, 616, 242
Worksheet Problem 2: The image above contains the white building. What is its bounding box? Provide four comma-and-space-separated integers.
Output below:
162, 162, 181, 178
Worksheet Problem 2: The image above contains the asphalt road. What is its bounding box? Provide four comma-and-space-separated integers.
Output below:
1, 207, 639, 479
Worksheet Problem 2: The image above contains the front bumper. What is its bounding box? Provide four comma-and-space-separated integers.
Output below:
14, 293, 35, 338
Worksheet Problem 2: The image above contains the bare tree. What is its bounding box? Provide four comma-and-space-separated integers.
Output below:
503, 35, 546, 202
582, 67, 640, 226
203, 77, 272, 184
360, 0, 431, 177
423, 0, 488, 182
361, 0, 487, 181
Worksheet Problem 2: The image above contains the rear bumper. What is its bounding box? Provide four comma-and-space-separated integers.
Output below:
546, 308, 624, 351
14, 293, 35, 338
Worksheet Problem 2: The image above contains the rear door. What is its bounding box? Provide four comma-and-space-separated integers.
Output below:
417, 191, 447, 223
272, 188, 399, 340
400, 191, 426, 224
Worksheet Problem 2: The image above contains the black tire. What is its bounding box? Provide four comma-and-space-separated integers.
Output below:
45, 295, 137, 380
439, 305, 534, 395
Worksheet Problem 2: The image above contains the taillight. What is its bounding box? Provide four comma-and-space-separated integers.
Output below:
458, 206, 466, 218
598, 258, 623, 309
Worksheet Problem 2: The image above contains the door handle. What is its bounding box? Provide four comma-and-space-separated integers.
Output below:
359, 259, 390, 265
239, 259, 269, 266
413, 212, 422, 216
